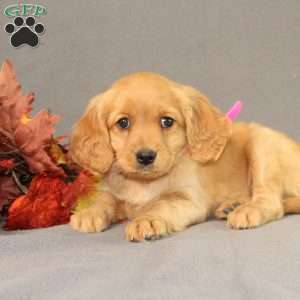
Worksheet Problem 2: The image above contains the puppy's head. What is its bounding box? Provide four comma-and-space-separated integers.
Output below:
69, 73, 231, 179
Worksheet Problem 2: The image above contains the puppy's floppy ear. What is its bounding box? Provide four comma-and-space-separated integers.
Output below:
177, 85, 232, 163
69, 92, 114, 174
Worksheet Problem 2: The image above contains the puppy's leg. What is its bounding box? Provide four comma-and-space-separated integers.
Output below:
227, 188, 283, 229
70, 191, 117, 233
228, 134, 284, 229
125, 192, 208, 241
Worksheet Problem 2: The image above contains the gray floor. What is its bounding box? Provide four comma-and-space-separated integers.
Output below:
1, 218, 300, 300
1, 1, 300, 299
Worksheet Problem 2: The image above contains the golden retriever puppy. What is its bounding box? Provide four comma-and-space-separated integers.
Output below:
69, 72, 300, 241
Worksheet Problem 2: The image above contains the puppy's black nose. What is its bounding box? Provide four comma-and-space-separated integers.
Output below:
136, 149, 157, 166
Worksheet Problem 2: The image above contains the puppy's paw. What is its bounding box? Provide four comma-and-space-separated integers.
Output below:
227, 204, 263, 229
70, 209, 108, 233
125, 216, 168, 242
214, 201, 241, 219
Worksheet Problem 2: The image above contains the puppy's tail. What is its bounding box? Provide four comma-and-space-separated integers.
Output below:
283, 197, 300, 214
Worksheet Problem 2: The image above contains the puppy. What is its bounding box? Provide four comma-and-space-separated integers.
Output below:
69, 72, 300, 241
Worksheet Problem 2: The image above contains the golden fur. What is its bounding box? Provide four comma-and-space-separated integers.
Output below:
69, 72, 300, 241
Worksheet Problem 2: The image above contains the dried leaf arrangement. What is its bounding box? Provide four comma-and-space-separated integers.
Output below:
0, 60, 98, 230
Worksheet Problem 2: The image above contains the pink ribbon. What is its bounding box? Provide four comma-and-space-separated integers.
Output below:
226, 100, 243, 121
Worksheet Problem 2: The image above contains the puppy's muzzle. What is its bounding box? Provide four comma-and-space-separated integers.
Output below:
136, 149, 157, 166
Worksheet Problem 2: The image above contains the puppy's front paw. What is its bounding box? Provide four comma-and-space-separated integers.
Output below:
125, 216, 168, 242
214, 201, 241, 219
227, 204, 263, 229
70, 209, 108, 233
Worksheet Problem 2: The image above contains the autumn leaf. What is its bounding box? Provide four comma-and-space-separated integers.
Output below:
0, 159, 15, 170
0, 60, 34, 140
0, 59, 21, 99
0, 176, 22, 212
0, 59, 61, 173
5, 171, 96, 230
0, 59, 99, 230
14, 110, 62, 173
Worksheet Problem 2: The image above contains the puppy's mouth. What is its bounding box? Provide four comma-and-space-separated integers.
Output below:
115, 163, 171, 181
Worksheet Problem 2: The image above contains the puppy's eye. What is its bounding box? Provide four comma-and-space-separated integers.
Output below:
160, 117, 174, 128
117, 117, 130, 129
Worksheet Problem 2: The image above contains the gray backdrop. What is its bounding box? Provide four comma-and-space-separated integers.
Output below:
1, 1, 300, 300
0, 0, 299, 137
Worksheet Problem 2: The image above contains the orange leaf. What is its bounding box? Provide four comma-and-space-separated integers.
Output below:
5, 171, 95, 230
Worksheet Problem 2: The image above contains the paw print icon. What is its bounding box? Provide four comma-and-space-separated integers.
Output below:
4, 16, 45, 48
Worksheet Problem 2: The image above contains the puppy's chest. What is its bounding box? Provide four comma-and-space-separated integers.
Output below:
101, 160, 202, 206
102, 173, 172, 206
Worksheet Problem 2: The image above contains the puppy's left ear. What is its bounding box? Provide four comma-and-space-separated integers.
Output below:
177, 85, 232, 163
69, 92, 114, 175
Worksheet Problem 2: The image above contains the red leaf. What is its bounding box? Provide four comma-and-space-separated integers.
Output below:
4, 171, 95, 230
0, 59, 21, 99
14, 110, 61, 173
0, 60, 34, 139
0, 159, 15, 170
0, 59, 62, 174
0, 176, 22, 211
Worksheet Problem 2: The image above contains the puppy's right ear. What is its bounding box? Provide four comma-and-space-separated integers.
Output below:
69, 92, 114, 174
